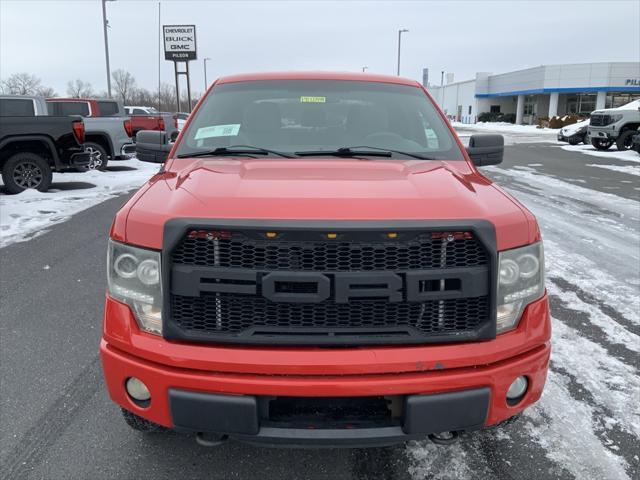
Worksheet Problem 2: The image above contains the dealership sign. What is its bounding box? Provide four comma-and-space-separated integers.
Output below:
163, 25, 197, 61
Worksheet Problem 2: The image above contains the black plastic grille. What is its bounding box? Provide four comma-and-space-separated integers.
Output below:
171, 232, 488, 271
589, 114, 612, 127
171, 293, 489, 336
167, 228, 492, 345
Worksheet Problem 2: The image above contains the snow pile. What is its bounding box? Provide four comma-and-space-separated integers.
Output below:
559, 143, 640, 163
0, 158, 160, 247
453, 122, 559, 146
451, 121, 559, 133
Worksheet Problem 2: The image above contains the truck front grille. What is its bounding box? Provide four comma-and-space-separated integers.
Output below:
589, 114, 612, 127
164, 223, 495, 346
171, 293, 488, 336
171, 231, 488, 271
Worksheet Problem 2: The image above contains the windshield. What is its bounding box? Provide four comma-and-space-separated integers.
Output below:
175, 80, 464, 160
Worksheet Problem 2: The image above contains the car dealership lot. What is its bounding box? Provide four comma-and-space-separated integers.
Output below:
0, 140, 638, 480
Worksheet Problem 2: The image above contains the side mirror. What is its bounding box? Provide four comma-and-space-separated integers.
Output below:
466, 134, 504, 167
136, 130, 172, 163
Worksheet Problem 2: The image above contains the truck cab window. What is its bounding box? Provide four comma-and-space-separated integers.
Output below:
0, 98, 35, 116
57, 102, 90, 117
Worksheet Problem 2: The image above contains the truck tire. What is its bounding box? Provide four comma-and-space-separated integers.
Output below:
120, 408, 168, 433
568, 135, 581, 145
582, 132, 590, 145
85, 142, 109, 171
616, 130, 636, 151
591, 138, 613, 150
1, 152, 53, 194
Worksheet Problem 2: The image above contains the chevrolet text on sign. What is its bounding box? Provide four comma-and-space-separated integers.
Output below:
163, 25, 197, 61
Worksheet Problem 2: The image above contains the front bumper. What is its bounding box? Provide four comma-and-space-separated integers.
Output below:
589, 126, 617, 140
100, 295, 551, 446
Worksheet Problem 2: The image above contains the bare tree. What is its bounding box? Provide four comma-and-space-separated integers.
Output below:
36, 86, 57, 98
111, 69, 136, 105
1, 72, 42, 95
66, 79, 94, 98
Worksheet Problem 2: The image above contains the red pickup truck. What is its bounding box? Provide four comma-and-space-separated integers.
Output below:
101, 72, 550, 448
124, 106, 180, 140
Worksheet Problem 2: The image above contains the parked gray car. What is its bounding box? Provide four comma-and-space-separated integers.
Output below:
46, 98, 135, 170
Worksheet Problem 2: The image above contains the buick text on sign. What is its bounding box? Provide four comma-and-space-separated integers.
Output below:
163, 25, 197, 61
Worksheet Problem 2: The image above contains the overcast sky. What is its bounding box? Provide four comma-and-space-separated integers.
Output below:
1, 0, 639, 96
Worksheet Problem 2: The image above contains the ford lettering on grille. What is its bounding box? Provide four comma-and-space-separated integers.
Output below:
171, 266, 489, 303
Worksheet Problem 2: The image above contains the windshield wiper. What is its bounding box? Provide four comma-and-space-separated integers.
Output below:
295, 146, 434, 160
177, 145, 294, 159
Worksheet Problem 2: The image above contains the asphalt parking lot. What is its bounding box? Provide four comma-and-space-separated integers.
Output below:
1, 141, 638, 480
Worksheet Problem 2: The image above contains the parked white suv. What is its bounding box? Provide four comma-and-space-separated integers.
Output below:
125, 106, 159, 115
588, 100, 640, 151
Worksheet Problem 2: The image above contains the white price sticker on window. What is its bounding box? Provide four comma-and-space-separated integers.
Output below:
194, 124, 241, 139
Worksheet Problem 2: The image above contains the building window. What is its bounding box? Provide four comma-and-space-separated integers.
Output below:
523, 95, 536, 116
490, 105, 500, 113
566, 93, 597, 115
468, 105, 472, 115
606, 93, 640, 109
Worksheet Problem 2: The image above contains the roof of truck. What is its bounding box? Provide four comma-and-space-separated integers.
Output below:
216, 71, 421, 87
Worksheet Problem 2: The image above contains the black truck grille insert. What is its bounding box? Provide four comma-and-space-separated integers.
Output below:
172, 231, 487, 271
166, 225, 494, 346
171, 294, 488, 335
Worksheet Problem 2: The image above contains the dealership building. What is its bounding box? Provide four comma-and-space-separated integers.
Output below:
426, 62, 640, 124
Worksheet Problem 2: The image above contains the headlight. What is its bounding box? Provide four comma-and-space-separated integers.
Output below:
497, 242, 544, 333
107, 239, 162, 335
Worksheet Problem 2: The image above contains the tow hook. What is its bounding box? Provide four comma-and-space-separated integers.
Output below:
428, 431, 459, 445
195, 432, 228, 447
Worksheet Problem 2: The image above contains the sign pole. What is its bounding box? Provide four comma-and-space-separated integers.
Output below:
186, 61, 193, 112
174, 61, 181, 112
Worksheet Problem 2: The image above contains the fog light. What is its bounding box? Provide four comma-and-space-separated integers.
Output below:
507, 376, 528, 403
126, 377, 151, 402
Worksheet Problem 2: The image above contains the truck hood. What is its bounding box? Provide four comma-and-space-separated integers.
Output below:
122, 158, 535, 251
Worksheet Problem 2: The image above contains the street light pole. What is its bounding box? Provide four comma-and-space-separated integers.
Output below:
396, 28, 408, 76
203, 57, 211, 91
101, 0, 114, 98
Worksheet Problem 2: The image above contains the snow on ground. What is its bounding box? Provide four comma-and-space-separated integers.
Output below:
408, 165, 639, 479
559, 143, 640, 163
587, 164, 640, 176
0, 158, 159, 247
451, 121, 559, 135
453, 122, 558, 146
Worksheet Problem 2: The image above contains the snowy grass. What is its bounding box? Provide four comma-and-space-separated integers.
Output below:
0, 158, 160, 248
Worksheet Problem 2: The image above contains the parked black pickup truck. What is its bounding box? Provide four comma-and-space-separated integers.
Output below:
0, 97, 91, 193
